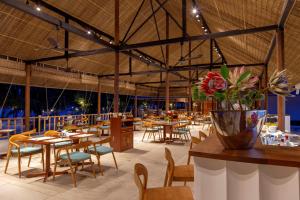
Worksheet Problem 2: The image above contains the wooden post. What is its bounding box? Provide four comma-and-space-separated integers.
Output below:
114, 0, 120, 113
188, 40, 192, 115
134, 89, 138, 117
264, 64, 268, 110
165, 12, 170, 112
97, 77, 101, 114
25, 63, 31, 131
276, 28, 285, 131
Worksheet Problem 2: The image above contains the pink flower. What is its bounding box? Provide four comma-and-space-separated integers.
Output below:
200, 72, 227, 95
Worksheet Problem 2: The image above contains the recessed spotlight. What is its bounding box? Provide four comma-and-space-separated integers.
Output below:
202, 26, 205, 29
36, 6, 41, 11
109, 40, 113, 44
196, 14, 199, 18
139, 55, 142, 58
197, 19, 201, 22
192, 8, 197, 14
87, 30, 92, 35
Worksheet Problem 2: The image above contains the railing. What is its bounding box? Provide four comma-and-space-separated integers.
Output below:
0, 112, 132, 136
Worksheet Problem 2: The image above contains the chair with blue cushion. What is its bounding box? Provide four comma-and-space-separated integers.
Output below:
88, 136, 118, 175
4, 133, 44, 178
44, 130, 72, 161
53, 141, 96, 187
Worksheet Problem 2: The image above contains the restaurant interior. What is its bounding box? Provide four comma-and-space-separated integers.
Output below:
0, 0, 300, 200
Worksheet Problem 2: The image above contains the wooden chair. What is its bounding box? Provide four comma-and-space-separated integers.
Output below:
142, 121, 160, 142
88, 136, 118, 175
164, 148, 194, 187
53, 141, 96, 187
21, 129, 37, 136
134, 163, 194, 200
173, 124, 190, 142
4, 134, 44, 178
187, 131, 208, 165
44, 130, 72, 160
63, 125, 80, 132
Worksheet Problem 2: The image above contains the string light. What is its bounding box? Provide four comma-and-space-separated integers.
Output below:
192, 8, 197, 14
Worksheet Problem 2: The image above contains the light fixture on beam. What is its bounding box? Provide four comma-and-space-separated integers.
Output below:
87, 30, 92, 35
192, 8, 197, 14
35, 5, 41, 11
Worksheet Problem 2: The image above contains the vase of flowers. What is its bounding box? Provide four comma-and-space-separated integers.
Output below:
193, 65, 294, 149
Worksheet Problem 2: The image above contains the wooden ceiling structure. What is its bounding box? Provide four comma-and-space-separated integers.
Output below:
0, 0, 298, 115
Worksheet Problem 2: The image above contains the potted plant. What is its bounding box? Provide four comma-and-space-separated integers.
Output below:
193, 65, 294, 149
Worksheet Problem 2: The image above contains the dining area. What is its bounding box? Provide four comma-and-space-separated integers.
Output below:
0, 113, 203, 200
3, 125, 118, 188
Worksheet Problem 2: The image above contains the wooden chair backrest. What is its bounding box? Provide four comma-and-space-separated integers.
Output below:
44, 130, 60, 137
190, 136, 202, 150
165, 147, 175, 186
63, 125, 79, 131
143, 121, 153, 128
134, 163, 148, 200
199, 130, 208, 140
21, 129, 36, 136
94, 136, 111, 145
9, 134, 29, 147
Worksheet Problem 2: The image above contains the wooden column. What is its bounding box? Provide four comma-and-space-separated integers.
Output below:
276, 28, 285, 131
264, 65, 268, 110
97, 78, 101, 114
25, 63, 31, 131
165, 12, 170, 112
114, 0, 120, 113
209, 39, 214, 110
134, 89, 138, 117
188, 40, 192, 115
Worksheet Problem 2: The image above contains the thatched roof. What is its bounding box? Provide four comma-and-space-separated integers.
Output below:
0, 0, 299, 96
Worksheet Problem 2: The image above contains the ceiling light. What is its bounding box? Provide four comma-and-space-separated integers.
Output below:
204, 29, 208, 32
192, 8, 197, 14
36, 6, 41, 11
109, 40, 113, 44
87, 30, 92, 35
201, 26, 205, 29
196, 14, 199, 18
197, 19, 201, 22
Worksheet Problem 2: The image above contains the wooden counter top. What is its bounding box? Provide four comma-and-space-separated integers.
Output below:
189, 134, 300, 168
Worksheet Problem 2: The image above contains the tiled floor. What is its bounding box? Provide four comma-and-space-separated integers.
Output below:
0, 126, 204, 200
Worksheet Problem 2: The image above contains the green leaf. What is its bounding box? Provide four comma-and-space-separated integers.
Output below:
192, 86, 199, 101
214, 92, 225, 101
199, 91, 207, 101
220, 65, 229, 79
237, 71, 251, 85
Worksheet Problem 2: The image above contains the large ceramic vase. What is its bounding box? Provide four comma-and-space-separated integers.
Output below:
211, 110, 266, 150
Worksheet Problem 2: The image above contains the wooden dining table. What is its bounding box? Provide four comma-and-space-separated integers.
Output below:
152, 121, 179, 142
23, 132, 95, 181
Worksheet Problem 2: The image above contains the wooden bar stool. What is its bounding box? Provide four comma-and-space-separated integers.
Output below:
164, 148, 194, 186
134, 163, 194, 200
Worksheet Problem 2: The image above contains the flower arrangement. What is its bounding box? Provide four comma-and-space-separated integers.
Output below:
192, 65, 294, 111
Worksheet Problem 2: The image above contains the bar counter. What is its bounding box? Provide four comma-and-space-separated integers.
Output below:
190, 134, 300, 200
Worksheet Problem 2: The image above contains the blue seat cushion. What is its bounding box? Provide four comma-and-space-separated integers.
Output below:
53, 141, 72, 148
88, 145, 113, 155
60, 152, 91, 162
11, 146, 42, 155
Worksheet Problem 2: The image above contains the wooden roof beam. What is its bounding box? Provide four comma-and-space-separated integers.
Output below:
120, 24, 278, 50
264, 0, 296, 65
7, 0, 164, 68
1, 0, 115, 48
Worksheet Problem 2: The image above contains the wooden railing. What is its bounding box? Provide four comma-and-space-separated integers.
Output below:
0, 112, 132, 136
